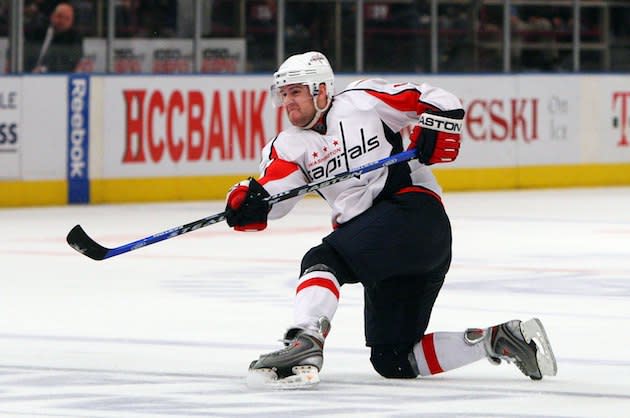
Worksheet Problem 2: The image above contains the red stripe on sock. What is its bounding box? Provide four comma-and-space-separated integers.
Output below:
421, 333, 444, 374
296, 278, 340, 299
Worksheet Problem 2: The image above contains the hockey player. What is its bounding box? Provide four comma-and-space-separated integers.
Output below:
225, 51, 557, 388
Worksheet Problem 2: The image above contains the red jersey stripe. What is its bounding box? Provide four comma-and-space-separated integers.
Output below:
259, 147, 299, 185
296, 278, 340, 300
421, 333, 444, 374
365, 89, 438, 114
366, 89, 420, 112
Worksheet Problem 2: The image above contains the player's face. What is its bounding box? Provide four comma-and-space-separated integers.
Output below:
280, 84, 316, 128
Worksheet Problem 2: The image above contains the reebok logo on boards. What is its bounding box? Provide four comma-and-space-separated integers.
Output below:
69, 78, 88, 178
67, 74, 90, 204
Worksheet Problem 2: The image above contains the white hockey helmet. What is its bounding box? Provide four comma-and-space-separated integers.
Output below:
271, 51, 335, 108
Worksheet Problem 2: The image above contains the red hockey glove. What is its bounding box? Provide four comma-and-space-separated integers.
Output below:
225, 178, 270, 231
409, 109, 465, 165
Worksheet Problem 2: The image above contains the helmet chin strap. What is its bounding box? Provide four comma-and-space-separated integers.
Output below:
301, 95, 332, 130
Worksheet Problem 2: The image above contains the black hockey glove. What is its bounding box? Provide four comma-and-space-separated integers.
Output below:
225, 177, 271, 231
410, 109, 465, 165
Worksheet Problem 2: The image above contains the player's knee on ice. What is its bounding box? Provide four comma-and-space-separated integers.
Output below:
370, 345, 419, 379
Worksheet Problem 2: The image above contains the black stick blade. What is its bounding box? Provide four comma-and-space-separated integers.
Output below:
66, 225, 110, 261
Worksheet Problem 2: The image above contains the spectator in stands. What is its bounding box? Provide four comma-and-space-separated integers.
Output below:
438, 5, 475, 72
0, 1, 10, 36
136, 0, 177, 38
285, 2, 321, 54
114, 0, 138, 38
24, 0, 62, 30
24, 2, 83, 72
246, 0, 277, 71
510, 7, 555, 71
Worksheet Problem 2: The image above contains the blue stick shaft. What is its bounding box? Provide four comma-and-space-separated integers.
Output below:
67, 149, 418, 260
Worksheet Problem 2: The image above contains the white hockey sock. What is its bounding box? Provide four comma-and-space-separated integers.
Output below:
293, 270, 340, 332
412, 332, 486, 376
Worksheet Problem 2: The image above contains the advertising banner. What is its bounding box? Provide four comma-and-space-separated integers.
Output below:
599, 77, 630, 163
101, 74, 630, 180
0, 77, 20, 179
67, 74, 90, 203
102, 76, 283, 179
4, 73, 630, 207
82, 38, 246, 74
337, 75, 583, 168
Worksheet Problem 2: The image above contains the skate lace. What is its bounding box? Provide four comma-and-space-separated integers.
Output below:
277, 333, 317, 352
275, 343, 297, 355
279, 328, 303, 346
260, 337, 302, 358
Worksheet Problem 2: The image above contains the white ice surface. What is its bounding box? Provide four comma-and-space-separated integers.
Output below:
1, 187, 630, 417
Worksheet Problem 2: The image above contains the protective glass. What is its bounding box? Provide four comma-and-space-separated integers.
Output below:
270, 84, 284, 107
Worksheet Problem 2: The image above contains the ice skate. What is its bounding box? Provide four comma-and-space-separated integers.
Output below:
466, 318, 557, 380
247, 317, 330, 389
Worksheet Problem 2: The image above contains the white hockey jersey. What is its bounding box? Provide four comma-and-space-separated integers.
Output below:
257, 78, 463, 226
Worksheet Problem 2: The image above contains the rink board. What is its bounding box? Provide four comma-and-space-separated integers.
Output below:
1, 74, 629, 206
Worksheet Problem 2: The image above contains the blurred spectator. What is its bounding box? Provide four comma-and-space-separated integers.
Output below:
363, 2, 433, 72
115, 0, 138, 37
611, 6, 630, 39
71, 0, 97, 36
0, 0, 9, 36
136, 0, 176, 38
285, 2, 322, 55
246, 0, 276, 71
247, 0, 276, 33
28, 0, 61, 16
206, 0, 237, 37
438, 4, 475, 72
24, 0, 62, 30
24, 2, 83, 72
510, 7, 555, 71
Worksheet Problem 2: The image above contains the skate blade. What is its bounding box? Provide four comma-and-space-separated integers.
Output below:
246, 365, 320, 390
520, 318, 558, 377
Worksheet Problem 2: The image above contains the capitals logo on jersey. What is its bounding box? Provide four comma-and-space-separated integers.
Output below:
308, 126, 380, 180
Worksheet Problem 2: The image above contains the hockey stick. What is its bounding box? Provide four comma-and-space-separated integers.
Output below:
66, 149, 418, 261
